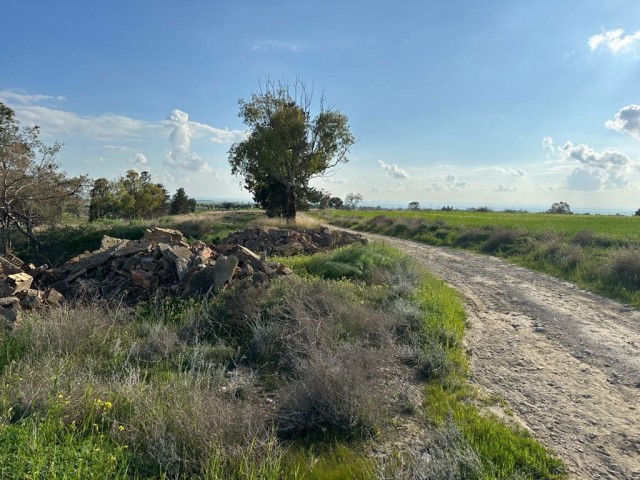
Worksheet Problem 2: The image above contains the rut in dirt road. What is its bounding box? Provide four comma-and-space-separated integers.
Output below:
344, 229, 640, 479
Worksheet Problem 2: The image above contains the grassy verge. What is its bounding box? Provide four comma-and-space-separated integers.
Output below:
312, 209, 640, 307
0, 216, 566, 478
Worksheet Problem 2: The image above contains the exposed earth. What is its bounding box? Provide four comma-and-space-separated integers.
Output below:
304, 217, 640, 479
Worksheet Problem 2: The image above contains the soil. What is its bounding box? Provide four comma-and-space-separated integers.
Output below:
302, 218, 640, 479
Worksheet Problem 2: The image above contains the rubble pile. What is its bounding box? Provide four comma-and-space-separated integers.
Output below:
219, 226, 367, 257
0, 226, 367, 328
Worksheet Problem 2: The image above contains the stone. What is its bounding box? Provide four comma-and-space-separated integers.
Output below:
112, 240, 149, 257
20, 289, 44, 310
160, 247, 193, 281
0, 296, 20, 307
143, 227, 186, 246
274, 242, 304, 256
130, 269, 157, 288
100, 235, 127, 250
44, 288, 64, 304
182, 255, 239, 297
0, 307, 19, 329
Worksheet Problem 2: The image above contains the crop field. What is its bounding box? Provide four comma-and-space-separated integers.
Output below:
313, 208, 640, 306
320, 209, 640, 242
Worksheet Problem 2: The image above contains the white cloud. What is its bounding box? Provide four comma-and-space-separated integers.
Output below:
494, 184, 517, 192
542, 136, 555, 156
0, 90, 66, 105
492, 167, 526, 177
588, 28, 640, 54
565, 167, 604, 191
378, 160, 409, 179
605, 105, 640, 140
165, 109, 211, 172
558, 141, 630, 168
252, 40, 304, 52
130, 152, 149, 168
544, 137, 635, 191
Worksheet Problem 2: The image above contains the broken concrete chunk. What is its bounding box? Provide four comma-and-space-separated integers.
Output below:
0, 296, 20, 307
44, 288, 64, 305
20, 289, 44, 310
112, 240, 149, 257
143, 227, 187, 246
160, 247, 193, 281
273, 242, 304, 257
182, 255, 238, 297
130, 269, 157, 289
5, 272, 34, 295
100, 235, 127, 250
0, 256, 24, 275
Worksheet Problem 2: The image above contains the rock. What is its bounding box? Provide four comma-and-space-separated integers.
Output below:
0, 255, 23, 275
143, 227, 187, 246
274, 242, 304, 256
0, 296, 20, 307
160, 247, 193, 281
0, 307, 19, 329
44, 288, 64, 305
0, 272, 34, 296
19, 289, 44, 310
100, 235, 127, 250
182, 255, 239, 297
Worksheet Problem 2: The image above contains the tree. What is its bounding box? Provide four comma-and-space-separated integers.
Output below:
328, 196, 343, 209
228, 79, 355, 221
547, 201, 572, 214
345, 192, 363, 210
88, 170, 169, 221
408, 201, 420, 210
169, 187, 195, 215
0, 103, 87, 253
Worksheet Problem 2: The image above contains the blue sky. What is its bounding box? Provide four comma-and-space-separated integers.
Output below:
2, 0, 640, 212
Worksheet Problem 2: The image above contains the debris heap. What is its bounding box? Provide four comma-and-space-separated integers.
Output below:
0, 226, 367, 327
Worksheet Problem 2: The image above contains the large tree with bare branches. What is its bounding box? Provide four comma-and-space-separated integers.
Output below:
0, 102, 87, 253
228, 80, 355, 221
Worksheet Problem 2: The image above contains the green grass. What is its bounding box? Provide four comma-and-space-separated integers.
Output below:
0, 212, 567, 478
313, 208, 640, 307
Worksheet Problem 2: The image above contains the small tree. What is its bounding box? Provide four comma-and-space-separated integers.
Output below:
0, 103, 87, 252
634, 208, 640, 217
169, 187, 195, 215
547, 201, 572, 214
328, 196, 343, 209
345, 192, 363, 210
229, 79, 355, 221
408, 201, 420, 211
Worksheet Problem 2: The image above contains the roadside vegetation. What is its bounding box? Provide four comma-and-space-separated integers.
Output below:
313, 209, 640, 307
0, 213, 565, 478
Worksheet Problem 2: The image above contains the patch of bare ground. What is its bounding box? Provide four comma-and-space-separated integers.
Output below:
302, 215, 640, 480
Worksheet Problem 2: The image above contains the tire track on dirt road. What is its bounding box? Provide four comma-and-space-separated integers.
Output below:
311, 220, 640, 479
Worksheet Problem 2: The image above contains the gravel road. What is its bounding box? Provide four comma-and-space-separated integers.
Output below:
334, 227, 640, 479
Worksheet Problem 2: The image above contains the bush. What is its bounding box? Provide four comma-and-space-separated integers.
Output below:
572, 229, 613, 248
275, 346, 382, 440
532, 240, 584, 272
607, 249, 640, 291
480, 229, 519, 253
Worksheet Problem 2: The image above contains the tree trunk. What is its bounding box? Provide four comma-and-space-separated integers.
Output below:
285, 186, 297, 222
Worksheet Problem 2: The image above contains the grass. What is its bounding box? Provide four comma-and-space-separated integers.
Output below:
0, 212, 567, 478
313, 208, 640, 307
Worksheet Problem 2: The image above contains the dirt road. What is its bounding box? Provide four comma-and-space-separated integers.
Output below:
326, 225, 640, 479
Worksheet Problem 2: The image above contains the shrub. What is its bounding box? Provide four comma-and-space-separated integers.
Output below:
572, 229, 613, 248
607, 249, 640, 291
275, 346, 382, 440
532, 241, 584, 272
480, 229, 519, 253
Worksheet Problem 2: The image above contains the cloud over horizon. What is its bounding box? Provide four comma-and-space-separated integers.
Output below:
606, 105, 640, 140
588, 28, 640, 54
378, 160, 409, 178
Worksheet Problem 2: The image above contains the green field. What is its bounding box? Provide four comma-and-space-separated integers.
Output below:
320, 209, 640, 242
313, 208, 640, 307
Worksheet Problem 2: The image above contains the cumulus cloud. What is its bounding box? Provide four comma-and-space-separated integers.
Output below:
605, 105, 640, 140
378, 160, 409, 179
542, 136, 555, 156
130, 152, 149, 168
165, 109, 211, 172
544, 137, 635, 191
588, 28, 640, 54
493, 184, 517, 192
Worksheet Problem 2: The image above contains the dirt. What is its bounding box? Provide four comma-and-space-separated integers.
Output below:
300, 217, 640, 479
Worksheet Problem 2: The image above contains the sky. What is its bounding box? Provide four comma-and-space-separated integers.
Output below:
2, 0, 640, 213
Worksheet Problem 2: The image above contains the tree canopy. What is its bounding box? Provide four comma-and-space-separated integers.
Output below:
89, 170, 169, 221
228, 80, 355, 220
0, 103, 87, 253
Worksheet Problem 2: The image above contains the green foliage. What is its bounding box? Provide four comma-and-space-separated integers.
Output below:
169, 187, 196, 215
229, 79, 355, 220
89, 170, 169, 221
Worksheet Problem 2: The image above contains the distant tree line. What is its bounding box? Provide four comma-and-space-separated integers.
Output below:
89, 170, 195, 221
